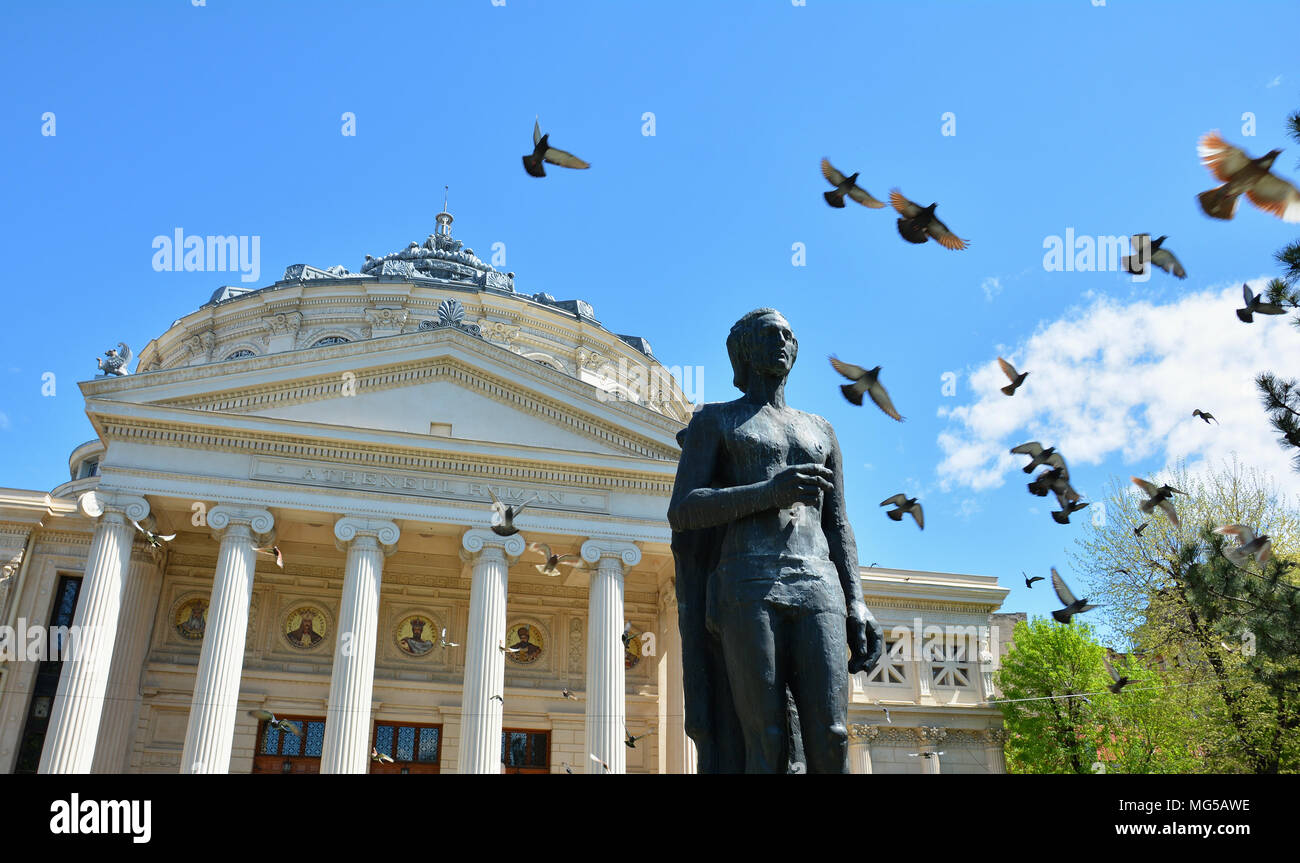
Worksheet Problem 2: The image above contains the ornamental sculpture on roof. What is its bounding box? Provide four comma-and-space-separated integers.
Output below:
95, 343, 133, 377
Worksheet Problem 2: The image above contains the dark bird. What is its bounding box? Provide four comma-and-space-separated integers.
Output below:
522, 117, 590, 178
997, 357, 1029, 396
625, 724, 656, 749
819, 158, 885, 209
563, 763, 575, 774
253, 544, 284, 569
590, 754, 610, 773
489, 694, 504, 703
370, 747, 394, 764
829, 356, 904, 420
1192, 409, 1217, 425
1132, 477, 1186, 528
248, 709, 302, 737
1134, 522, 1149, 537
1050, 567, 1098, 623
528, 541, 582, 577
621, 621, 633, 649
889, 190, 969, 249
561, 687, 579, 701
1024, 572, 1045, 588
880, 494, 924, 530
437, 627, 459, 649
1051, 499, 1090, 525
1011, 442, 1063, 474
129, 519, 175, 549
1236, 283, 1287, 323
488, 488, 536, 536
1123, 234, 1186, 279
1027, 467, 1066, 497
1215, 524, 1273, 565
1103, 652, 1131, 694
1197, 131, 1300, 222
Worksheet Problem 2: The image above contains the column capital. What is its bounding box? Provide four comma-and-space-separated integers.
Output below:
460, 527, 525, 561
78, 490, 149, 523
333, 516, 400, 554
208, 505, 274, 541
848, 723, 880, 742
580, 539, 641, 568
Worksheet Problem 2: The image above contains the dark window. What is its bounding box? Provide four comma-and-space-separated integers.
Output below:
76, 459, 99, 479
312, 336, 350, 347
371, 722, 442, 774
225, 349, 255, 360
501, 729, 550, 774
14, 575, 82, 773
251, 716, 326, 773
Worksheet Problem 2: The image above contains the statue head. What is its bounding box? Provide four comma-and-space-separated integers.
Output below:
727, 308, 797, 392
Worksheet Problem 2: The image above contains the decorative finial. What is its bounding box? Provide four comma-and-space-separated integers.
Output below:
435, 185, 454, 237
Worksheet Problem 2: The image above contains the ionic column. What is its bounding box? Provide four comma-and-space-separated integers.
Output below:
984, 728, 1008, 774
38, 491, 149, 774
320, 517, 399, 774
581, 539, 641, 774
179, 505, 273, 774
457, 528, 524, 774
848, 724, 878, 774
92, 548, 164, 773
657, 576, 696, 774
919, 727, 947, 775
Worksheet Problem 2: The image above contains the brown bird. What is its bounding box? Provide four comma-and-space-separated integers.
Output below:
888, 190, 969, 249
522, 117, 590, 178
997, 357, 1029, 396
880, 494, 924, 529
819, 158, 885, 208
1197, 131, 1300, 222
254, 545, 284, 569
1192, 409, 1217, 425
829, 356, 904, 420
1215, 524, 1273, 566
1132, 477, 1186, 527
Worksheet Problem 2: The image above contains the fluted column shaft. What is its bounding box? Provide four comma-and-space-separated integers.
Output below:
39, 491, 149, 774
848, 725, 876, 774
321, 518, 399, 773
180, 506, 272, 774
458, 528, 524, 774
658, 578, 696, 774
92, 551, 164, 773
582, 540, 641, 774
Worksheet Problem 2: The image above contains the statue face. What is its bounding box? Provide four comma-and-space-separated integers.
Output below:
746, 312, 797, 379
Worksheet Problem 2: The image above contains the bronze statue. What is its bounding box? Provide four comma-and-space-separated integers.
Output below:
668, 308, 883, 773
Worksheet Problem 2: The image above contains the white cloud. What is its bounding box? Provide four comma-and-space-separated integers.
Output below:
1267, 74, 1283, 88
981, 276, 1003, 302
935, 279, 1300, 498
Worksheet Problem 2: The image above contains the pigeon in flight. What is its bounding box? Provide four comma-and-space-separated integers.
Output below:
829, 356, 904, 421
529, 542, 582, 577
1123, 234, 1186, 279
561, 687, 579, 701
488, 489, 536, 536
1011, 442, 1064, 475
1192, 409, 1217, 425
522, 117, 590, 178
1236, 283, 1287, 323
129, 519, 176, 549
621, 621, 633, 649
590, 754, 610, 773
254, 544, 284, 569
1134, 522, 1149, 537
1024, 572, 1045, 588
489, 694, 504, 703
819, 158, 885, 208
1197, 131, 1300, 222
997, 357, 1028, 396
889, 190, 968, 249
1051, 498, 1090, 525
370, 747, 394, 764
437, 627, 459, 649
1103, 652, 1132, 694
248, 709, 302, 737
624, 724, 656, 749
1050, 567, 1098, 623
1132, 477, 1186, 528
1214, 524, 1273, 566
880, 494, 924, 530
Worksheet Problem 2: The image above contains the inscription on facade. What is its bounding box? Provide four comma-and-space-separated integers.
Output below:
250, 457, 609, 513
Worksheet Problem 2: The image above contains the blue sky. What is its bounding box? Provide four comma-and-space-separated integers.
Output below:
2, 0, 1299, 626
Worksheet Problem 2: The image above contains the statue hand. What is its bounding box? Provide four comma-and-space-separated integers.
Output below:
767, 463, 833, 510
847, 610, 883, 674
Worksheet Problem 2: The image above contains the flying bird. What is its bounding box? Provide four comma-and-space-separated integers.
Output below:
590, 754, 610, 773
437, 627, 459, 649
889, 189, 969, 249
1197, 131, 1300, 222
1192, 409, 1217, 425
529, 542, 582, 577
129, 519, 175, 549
1215, 524, 1273, 566
1051, 499, 1090, 525
370, 747, 394, 764
248, 709, 302, 737
489, 694, 504, 703
1024, 572, 1044, 588
1236, 283, 1287, 323
563, 763, 575, 774
829, 356, 904, 420
488, 488, 536, 536
621, 621, 633, 649
1050, 567, 1098, 623
522, 117, 590, 178
1103, 652, 1132, 694
254, 544, 284, 569
1134, 522, 1150, 537
561, 688, 579, 701
624, 724, 656, 749
880, 494, 924, 530
819, 158, 885, 208
1123, 234, 1186, 279
1132, 477, 1186, 527
997, 357, 1029, 396
1011, 442, 1064, 475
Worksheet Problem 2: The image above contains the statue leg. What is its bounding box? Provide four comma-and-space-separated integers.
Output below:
719, 600, 788, 774
788, 610, 850, 774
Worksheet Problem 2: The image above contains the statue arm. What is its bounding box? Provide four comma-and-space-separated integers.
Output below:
667, 409, 775, 532
821, 421, 882, 672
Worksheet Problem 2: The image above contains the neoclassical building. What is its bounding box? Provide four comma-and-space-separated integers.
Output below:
0, 210, 1011, 774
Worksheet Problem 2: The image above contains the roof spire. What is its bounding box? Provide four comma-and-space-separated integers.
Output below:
436, 185, 453, 236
